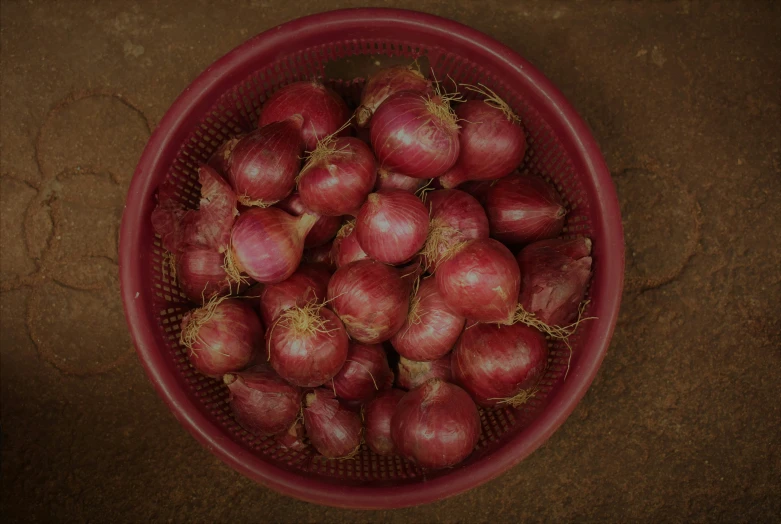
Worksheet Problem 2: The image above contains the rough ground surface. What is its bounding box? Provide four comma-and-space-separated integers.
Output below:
1, 0, 779, 521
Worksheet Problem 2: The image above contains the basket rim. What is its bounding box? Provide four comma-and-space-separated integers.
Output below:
120, 7, 624, 509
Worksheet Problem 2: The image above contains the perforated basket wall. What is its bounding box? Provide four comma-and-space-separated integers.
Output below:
121, 9, 622, 509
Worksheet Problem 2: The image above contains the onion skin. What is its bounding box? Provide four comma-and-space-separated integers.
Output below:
391, 380, 481, 468
452, 323, 548, 407
276, 192, 341, 247
391, 277, 465, 361
176, 247, 232, 303
435, 238, 521, 324
303, 389, 363, 459
331, 220, 369, 268
276, 420, 307, 451
356, 66, 432, 128
422, 189, 489, 272
229, 207, 316, 284
258, 264, 330, 327
517, 237, 593, 326
259, 81, 351, 151
438, 100, 527, 188
207, 136, 242, 178
327, 260, 415, 344
374, 167, 426, 194
371, 91, 460, 179
396, 355, 452, 390
485, 173, 567, 244
356, 191, 429, 265
332, 342, 392, 403
228, 118, 304, 207
298, 137, 377, 217
224, 367, 301, 436
181, 298, 263, 378
365, 388, 406, 455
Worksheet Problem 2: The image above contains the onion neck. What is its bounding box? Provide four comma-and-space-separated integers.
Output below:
297, 213, 319, 238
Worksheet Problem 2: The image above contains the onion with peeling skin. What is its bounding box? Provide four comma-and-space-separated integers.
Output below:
224, 367, 301, 436
365, 388, 406, 455
391, 380, 481, 468
330, 220, 369, 268
374, 167, 427, 194
452, 323, 548, 407
207, 136, 242, 178
259, 81, 351, 151
227, 207, 317, 284
517, 237, 593, 326
332, 342, 392, 403
396, 355, 452, 390
356, 65, 432, 128
391, 277, 465, 361
276, 192, 341, 248
180, 297, 264, 378
435, 238, 521, 324
258, 264, 330, 327
228, 117, 304, 208
276, 420, 307, 451
303, 388, 363, 459
298, 137, 377, 217
176, 246, 233, 303
267, 303, 349, 387
355, 191, 429, 265
485, 173, 567, 244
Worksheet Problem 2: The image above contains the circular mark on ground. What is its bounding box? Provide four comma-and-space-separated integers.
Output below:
615, 168, 701, 291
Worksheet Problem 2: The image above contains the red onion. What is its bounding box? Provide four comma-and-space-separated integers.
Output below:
303, 242, 336, 272
485, 173, 566, 244
421, 189, 489, 272
227, 117, 304, 207
224, 367, 301, 436
391, 380, 481, 468
391, 277, 465, 361
276, 192, 341, 247
370, 91, 460, 179
207, 136, 242, 178
227, 207, 316, 284
303, 388, 363, 459
438, 96, 526, 188
356, 65, 432, 127
258, 263, 330, 327
364, 388, 406, 455
276, 420, 307, 451
175, 246, 232, 303
259, 81, 350, 151
267, 304, 349, 387
180, 297, 263, 377
396, 355, 452, 390
355, 191, 429, 264
435, 238, 520, 324
297, 137, 377, 216
452, 323, 547, 407
327, 259, 417, 344
374, 167, 427, 193
332, 342, 392, 402
330, 220, 368, 268
517, 237, 593, 326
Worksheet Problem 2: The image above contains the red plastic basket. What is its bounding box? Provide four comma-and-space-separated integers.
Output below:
120, 8, 623, 509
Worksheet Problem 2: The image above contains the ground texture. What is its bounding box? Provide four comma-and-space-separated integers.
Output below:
1, 0, 780, 521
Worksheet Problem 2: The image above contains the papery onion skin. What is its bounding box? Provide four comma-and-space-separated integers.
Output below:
207, 136, 242, 178
298, 137, 377, 217
332, 342, 392, 402
435, 238, 521, 324
228, 117, 304, 207
331, 220, 369, 268
181, 298, 264, 378
327, 259, 414, 344
391, 380, 481, 469
356, 66, 432, 128
365, 388, 406, 455
176, 246, 232, 303
303, 242, 336, 273
258, 264, 330, 327
355, 191, 429, 265
438, 100, 527, 188
422, 189, 489, 272
396, 355, 452, 390
267, 305, 349, 387
374, 167, 426, 194
485, 173, 567, 244
371, 91, 460, 179
517, 237, 593, 326
224, 367, 301, 436
275, 420, 307, 451
303, 389, 363, 459
276, 192, 341, 247
229, 207, 316, 284
259, 81, 351, 151
391, 277, 465, 361
452, 323, 548, 407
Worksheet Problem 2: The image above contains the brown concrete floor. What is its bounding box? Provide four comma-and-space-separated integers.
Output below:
1, 0, 780, 521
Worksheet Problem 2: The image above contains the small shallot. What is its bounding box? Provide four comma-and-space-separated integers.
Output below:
330, 220, 369, 268
355, 191, 429, 265
303, 389, 363, 459
224, 367, 301, 436
332, 342, 392, 403
364, 389, 406, 455
175, 246, 232, 303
